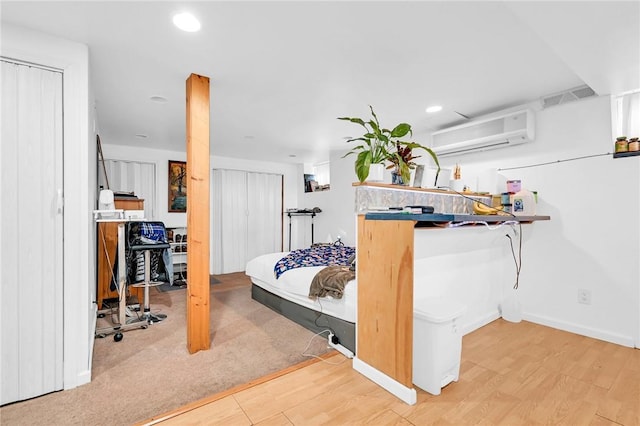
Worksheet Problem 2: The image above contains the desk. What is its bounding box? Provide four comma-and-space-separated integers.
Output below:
94, 218, 148, 338
354, 212, 550, 404
97, 198, 144, 308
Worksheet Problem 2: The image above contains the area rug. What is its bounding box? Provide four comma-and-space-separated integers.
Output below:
0, 279, 332, 425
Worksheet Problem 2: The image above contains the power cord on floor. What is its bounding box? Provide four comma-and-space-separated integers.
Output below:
301, 329, 349, 365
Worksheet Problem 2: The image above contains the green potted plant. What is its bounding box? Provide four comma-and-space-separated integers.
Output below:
388, 141, 441, 186
339, 106, 441, 184
339, 106, 412, 183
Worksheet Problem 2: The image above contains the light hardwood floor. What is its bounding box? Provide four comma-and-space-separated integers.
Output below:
140, 319, 639, 425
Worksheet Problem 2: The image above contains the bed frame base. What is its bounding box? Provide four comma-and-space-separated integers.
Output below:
251, 283, 356, 354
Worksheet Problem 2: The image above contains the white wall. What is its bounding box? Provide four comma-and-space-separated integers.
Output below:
325, 95, 639, 347
1, 24, 95, 389
494, 96, 638, 347
301, 152, 358, 247
100, 143, 301, 251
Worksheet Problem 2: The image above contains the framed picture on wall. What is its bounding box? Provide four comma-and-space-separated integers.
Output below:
168, 160, 187, 212
304, 174, 317, 193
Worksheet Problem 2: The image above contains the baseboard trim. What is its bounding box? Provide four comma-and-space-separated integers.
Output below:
523, 313, 635, 348
462, 310, 501, 336
352, 357, 417, 405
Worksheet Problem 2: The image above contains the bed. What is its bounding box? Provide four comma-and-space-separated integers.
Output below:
245, 245, 357, 353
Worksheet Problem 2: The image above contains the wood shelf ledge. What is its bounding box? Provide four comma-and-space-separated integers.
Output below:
613, 151, 640, 159
352, 181, 490, 197
363, 212, 550, 225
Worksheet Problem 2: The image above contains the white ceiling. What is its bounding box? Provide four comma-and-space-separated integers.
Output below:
2, 1, 638, 165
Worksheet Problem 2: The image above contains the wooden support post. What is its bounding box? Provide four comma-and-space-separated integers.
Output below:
186, 73, 211, 353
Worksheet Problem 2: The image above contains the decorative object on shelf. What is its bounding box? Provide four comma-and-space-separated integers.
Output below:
340, 105, 439, 183
168, 160, 187, 212
614, 136, 628, 153
612, 135, 640, 158
412, 165, 425, 188
339, 105, 402, 183
506, 179, 522, 193
391, 169, 405, 185
387, 142, 426, 185
450, 164, 463, 192
367, 163, 385, 182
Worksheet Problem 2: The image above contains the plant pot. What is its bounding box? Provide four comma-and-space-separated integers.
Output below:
391, 170, 409, 185
367, 163, 385, 182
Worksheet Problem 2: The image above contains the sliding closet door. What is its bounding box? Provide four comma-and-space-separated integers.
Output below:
212, 169, 249, 273
212, 169, 282, 274
99, 160, 156, 219
1, 60, 64, 404
246, 172, 283, 260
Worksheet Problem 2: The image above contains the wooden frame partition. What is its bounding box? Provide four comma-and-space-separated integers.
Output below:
353, 215, 418, 404
186, 73, 211, 353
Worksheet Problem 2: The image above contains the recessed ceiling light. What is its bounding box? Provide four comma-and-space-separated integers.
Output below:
150, 96, 168, 103
135, 134, 148, 139
426, 105, 443, 113
173, 12, 201, 32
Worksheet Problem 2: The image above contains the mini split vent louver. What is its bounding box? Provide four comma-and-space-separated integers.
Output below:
541, 85, 596, 109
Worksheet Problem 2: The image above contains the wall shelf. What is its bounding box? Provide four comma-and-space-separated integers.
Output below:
167, 227, 187, 283
364, 212, 550, 226
613, 151, 640, 159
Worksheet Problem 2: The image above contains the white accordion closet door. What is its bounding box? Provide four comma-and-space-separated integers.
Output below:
211, 169, 282, 274
0, 59, 64, 405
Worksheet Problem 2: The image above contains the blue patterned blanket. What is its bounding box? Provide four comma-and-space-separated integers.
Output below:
274, 245, 355, 279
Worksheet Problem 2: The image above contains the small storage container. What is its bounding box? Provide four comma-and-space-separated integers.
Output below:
512, 189, 536, 216
413, 297, 466, 395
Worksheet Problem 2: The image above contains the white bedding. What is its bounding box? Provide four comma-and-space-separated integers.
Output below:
245, 252, 357, 323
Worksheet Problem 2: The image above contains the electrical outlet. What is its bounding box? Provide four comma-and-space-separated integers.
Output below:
578, 289, 591, 305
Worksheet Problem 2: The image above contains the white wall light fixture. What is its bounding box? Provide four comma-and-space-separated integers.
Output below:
173, 12, 201, 32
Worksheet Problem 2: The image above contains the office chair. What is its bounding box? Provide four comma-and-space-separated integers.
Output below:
126, 221, 171, 324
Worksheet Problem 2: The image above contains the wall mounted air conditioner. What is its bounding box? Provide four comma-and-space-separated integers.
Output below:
431, 109, 535, 156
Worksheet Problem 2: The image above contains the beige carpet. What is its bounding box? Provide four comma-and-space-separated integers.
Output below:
0, 273, 331, 425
